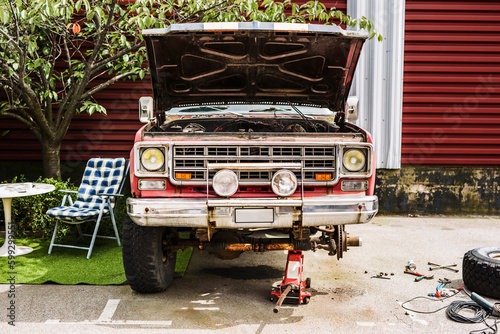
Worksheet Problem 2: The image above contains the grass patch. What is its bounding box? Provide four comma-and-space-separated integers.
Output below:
0, 237, 192, 285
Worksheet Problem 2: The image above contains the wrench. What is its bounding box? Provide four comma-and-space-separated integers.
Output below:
404, 269, 434, 279
428, 262, 459, 272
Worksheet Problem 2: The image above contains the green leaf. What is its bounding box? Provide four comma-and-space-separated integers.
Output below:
95, 7, 105, 21
86, 9, 94, 21
0, 7, 10, 24
98, 105, 107, 115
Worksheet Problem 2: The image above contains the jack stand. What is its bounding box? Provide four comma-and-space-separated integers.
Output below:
270, 250, 311, 313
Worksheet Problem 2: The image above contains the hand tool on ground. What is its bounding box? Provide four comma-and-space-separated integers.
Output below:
404, 268, 434, 280
428, 262, 459, 272
371, 274, 391, 280
435, 278, 451, 298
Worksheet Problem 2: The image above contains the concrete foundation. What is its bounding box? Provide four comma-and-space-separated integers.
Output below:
376, 167, 500, 215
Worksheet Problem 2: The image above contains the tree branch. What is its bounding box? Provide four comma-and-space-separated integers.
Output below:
7, 0, 19, 45
81, 70, 137, 101
55, 83, 77, 128
0, 62, 20, 87
0, 27, 23, 58
91, 38, 143, 75
88, 0, 118, 66
62, 37, 74, 78
1, 111, 42, 142
65, 36, 88, 66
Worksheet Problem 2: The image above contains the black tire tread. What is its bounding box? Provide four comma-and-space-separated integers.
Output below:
462, 247, 500, 299
122, 216, 176, 293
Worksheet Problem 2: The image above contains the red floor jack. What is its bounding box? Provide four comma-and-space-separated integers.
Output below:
270, 250, 311, 313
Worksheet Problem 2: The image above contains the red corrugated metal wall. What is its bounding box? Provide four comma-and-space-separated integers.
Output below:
0, 0, 346, 162
403, 0, 500, 166
6, 1, 499, 167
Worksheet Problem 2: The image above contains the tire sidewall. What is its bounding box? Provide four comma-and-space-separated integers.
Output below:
472, 247, 500, 264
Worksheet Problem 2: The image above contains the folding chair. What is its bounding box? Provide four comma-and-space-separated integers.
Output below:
46, 157, 129, 259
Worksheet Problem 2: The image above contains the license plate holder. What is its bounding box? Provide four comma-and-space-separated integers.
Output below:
235, 208, 274, 223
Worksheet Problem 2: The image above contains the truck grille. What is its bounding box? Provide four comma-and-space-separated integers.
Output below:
172, 144, 336, 184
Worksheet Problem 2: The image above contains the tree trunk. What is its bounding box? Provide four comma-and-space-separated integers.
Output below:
41, 140, 62, 180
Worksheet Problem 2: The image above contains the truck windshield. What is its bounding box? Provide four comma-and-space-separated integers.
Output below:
165, 105, 335, 116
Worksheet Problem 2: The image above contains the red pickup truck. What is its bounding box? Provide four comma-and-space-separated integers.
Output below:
122, 22, 378, 293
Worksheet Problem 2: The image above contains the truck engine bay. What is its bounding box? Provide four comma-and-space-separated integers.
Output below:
159, 117, 340, 134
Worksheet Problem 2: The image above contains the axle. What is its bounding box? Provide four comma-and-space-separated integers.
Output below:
163, 236, 362, 254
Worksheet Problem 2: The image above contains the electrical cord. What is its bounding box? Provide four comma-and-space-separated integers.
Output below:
469, 319, 498, 334
401, 292, 460, 314
446, 300, 488, 323
401, 291, 498, 334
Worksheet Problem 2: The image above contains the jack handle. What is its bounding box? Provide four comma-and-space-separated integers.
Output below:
273, 285, 292, 314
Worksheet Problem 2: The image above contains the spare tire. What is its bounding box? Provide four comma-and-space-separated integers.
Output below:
462, 247, 500, 299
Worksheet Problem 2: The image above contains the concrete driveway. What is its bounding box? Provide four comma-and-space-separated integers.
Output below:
1, 216, 499, 333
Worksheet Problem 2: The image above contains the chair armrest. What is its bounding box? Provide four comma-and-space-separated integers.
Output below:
97, 187, 124, 197
59, 190, 78, 194
97, 192, 124, 197
59, 190, 78, 206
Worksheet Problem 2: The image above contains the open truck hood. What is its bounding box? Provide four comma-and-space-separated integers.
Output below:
143, 22, 367, 113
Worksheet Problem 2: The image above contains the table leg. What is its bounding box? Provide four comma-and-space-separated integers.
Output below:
0, 197, 34, 257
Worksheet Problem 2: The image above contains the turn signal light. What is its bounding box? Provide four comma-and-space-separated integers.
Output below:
315, 173, 332, 181
175, 172, 192, 180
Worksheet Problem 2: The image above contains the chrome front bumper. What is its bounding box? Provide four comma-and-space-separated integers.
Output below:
127, 195, 378, 228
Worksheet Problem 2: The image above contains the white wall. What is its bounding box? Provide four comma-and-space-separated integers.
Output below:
347, 0, 405, 169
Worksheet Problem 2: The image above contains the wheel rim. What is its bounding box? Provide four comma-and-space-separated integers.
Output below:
489, 251, 500, 260
161, 231, 176, 264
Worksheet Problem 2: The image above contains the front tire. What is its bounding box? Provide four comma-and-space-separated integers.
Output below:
122, 215, 177, 293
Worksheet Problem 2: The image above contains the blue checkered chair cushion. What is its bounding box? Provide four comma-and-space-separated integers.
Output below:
46, 158, 127, 223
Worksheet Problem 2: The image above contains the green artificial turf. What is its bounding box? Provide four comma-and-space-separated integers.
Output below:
0, 237, 193, 285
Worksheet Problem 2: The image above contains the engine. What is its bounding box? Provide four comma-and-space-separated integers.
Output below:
159, 117, 339, 133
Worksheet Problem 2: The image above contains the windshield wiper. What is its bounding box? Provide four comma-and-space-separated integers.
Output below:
227, 111, 246, 117
290, 105, 317, 132
248, 107, 289, 113
179, 106, 229, 113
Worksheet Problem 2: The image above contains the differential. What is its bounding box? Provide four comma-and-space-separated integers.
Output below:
208, 230, 244, 260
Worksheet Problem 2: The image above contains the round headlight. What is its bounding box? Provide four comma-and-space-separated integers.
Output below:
343, 149, 366, 172
212, 169, 238, 197
141, 148, 164, 171
271, 170, 297, 197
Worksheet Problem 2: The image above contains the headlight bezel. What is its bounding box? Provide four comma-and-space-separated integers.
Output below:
134, 143, 169, 177
339, 145, 372, 177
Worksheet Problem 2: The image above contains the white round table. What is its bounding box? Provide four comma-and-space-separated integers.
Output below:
0, 183, 56, 257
